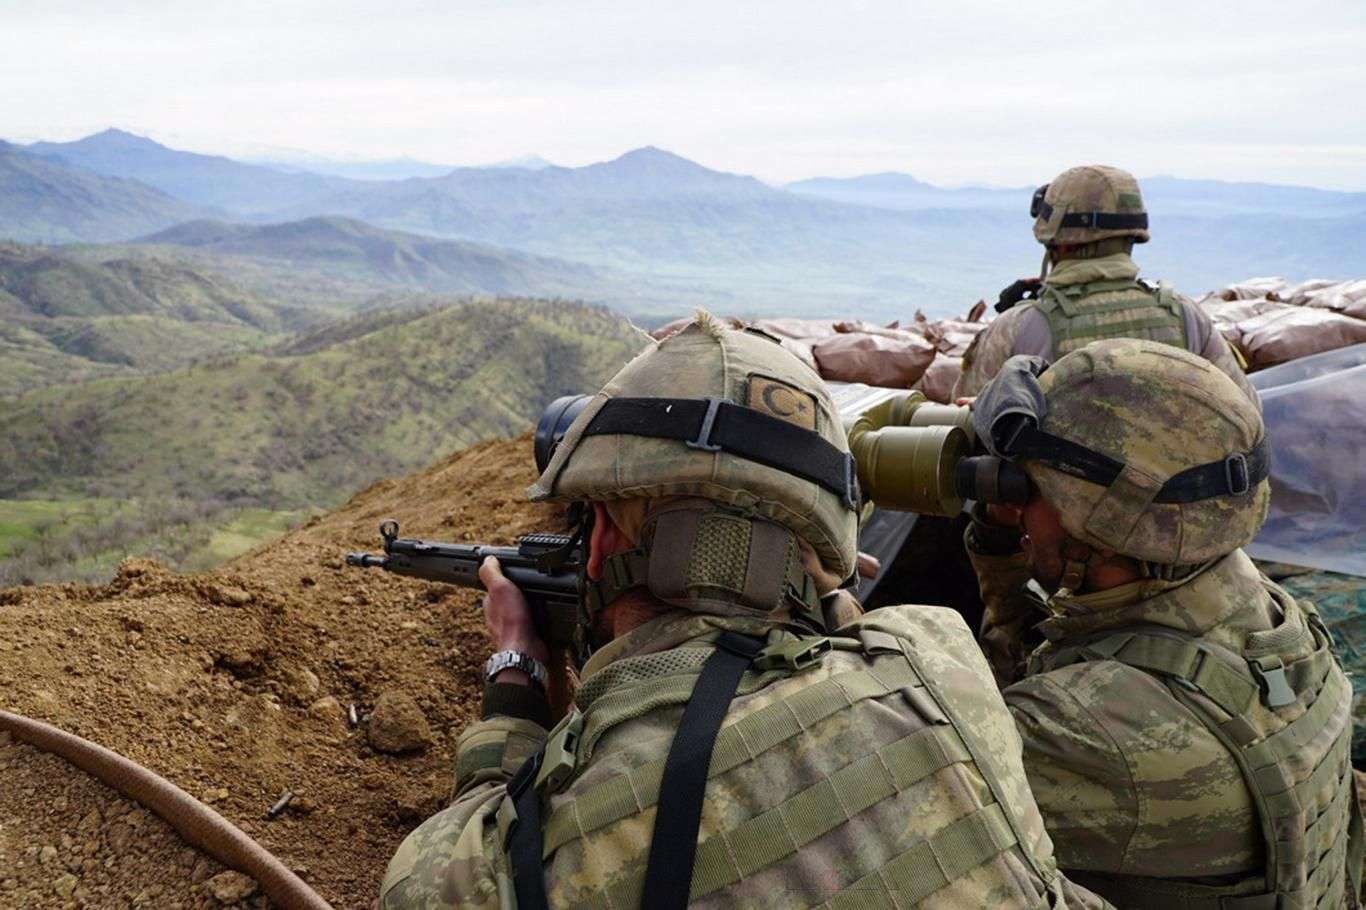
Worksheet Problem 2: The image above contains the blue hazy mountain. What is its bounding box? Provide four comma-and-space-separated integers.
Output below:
0, 139, 208, 243
788, 171, 1366, 219
27, 129, 351, 214
787, 173, 1026, 210
8, 131, 1366, 319
251, 155, 458, 181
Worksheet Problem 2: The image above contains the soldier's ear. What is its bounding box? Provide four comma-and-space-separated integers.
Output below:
586, 502, 630, 581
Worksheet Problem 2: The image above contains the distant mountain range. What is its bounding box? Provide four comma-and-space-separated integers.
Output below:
138, 215, 606, 298
0, 139, 207, 243
27, 128, 348, 214
5, 128, 1366, 320
787, 172, 1366, 218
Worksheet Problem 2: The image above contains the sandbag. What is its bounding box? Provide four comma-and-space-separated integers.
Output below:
924, 319, 985, 356
1300, 279, 1366, 320
1198, 297, 1285, 350
831, 319, 928, 339
1238, 304, 1366, 369
1217, 277, 1289, 301
1270, 278, 1339, 306
750, 318, 841, 342
911, 354, 962, 403
812, 331, 936, 388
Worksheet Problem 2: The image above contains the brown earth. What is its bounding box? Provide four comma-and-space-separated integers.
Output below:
0, 433, 561, 909
4, 431, 1365, 909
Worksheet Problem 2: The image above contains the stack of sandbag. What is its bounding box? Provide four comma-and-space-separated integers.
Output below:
1198, 276, 1366, 370
647, 307, 988, 398
1287, 279, 1366, 320
1237, 306, 1366, 369
1215, 277, 1291, 301
809, 321, 936, 387
908, 301, 989, 402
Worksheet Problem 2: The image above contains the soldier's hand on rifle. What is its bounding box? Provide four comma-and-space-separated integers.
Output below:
479, 556, 550, 685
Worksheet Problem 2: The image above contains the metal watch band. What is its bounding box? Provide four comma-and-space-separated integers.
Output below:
484, 650, 548, 691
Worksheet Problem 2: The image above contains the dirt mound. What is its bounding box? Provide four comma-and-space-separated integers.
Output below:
0, 433, 560, 909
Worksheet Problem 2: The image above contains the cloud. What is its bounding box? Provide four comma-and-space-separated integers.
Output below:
4, 0, 1365, 187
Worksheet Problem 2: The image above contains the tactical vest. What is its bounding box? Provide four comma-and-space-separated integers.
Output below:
1035, 595, 1363, 909
501, 610, 1075, 908
1030, 278, 1188, 359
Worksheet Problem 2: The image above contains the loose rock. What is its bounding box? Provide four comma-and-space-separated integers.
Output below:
206, 870, 257, 903
367, 691, 432, 754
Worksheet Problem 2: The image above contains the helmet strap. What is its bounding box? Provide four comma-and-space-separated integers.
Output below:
1055, 536, 1103, 600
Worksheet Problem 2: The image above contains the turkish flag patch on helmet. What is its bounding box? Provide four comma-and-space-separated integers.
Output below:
747, 375, 818, 430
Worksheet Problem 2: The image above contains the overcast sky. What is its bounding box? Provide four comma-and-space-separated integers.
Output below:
4, 0, 1365, 188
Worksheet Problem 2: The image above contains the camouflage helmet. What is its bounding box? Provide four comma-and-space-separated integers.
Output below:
1022, 338, 1268, 564
1031, 165, 1151, 247
529, 314, 859, 578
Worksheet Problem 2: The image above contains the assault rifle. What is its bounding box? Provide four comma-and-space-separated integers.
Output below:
345, 520, 583, 648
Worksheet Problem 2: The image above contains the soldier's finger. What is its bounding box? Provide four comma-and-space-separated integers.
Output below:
478, 555, 507, 590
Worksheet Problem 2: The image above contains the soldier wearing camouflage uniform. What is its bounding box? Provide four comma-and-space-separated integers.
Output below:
953, 165, 1257, 405
963, 339, 1362, 908
379, 315, 1109, 909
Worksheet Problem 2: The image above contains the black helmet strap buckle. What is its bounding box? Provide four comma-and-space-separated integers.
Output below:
1030, 184, 1049, 218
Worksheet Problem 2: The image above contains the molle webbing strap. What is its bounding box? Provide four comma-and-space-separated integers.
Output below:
686, 725, 973, 899
581, 397, 859, 508
822, 804, 1020, 909
601, 724, 979, 907
640, 632, 763, 910
506, 753, 552, 910
543, 658, 924, 856
1035, 279, 1186, 357
1065, 870, 1278, 910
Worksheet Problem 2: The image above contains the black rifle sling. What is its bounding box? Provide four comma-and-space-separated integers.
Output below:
507, 752, 552, 910
505, 631, 762, 909
641, 632, 764, 909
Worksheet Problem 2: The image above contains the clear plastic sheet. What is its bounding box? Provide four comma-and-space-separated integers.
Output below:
1245, 343, 1366, 576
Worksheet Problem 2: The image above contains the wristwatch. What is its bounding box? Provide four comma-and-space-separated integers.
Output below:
484, 650, 548, 691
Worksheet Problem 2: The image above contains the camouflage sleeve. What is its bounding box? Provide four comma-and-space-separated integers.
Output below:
379, 716, 547, 909
965, 540, 1036, 689
952, 305, 1039, 399
1182, 299, 1262, 412
1005, 662, 1261, 878
1002, 670, 1138, 874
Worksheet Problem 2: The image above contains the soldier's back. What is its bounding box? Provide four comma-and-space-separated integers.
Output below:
536, 606, 1107, 908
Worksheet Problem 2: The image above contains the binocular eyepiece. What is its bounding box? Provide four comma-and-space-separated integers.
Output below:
533, 390, 1032, 517
534, 394, 592, 474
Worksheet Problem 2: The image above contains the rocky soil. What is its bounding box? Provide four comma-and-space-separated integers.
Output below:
3, 430, 1364, 908
0, 434, 560, 908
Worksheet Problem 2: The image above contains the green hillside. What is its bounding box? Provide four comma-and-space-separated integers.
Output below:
0, 241, 311, 396
0, 299, 645, 582
138, 215, 607, 299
